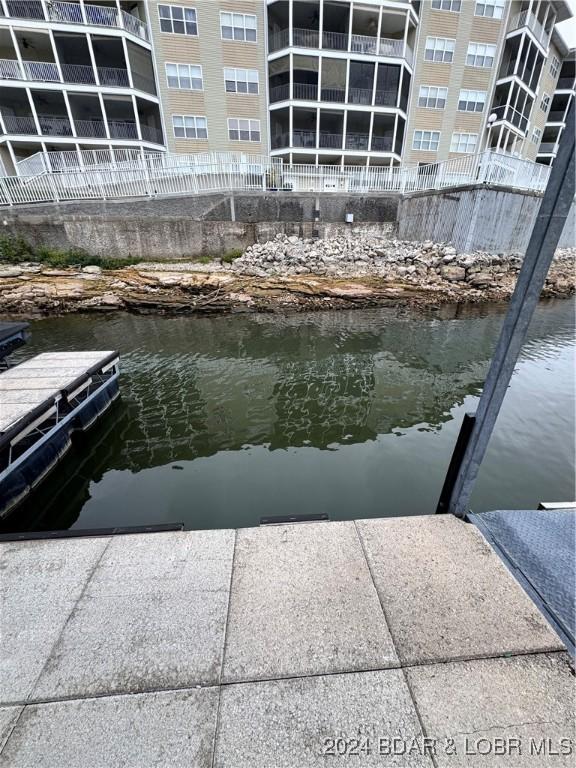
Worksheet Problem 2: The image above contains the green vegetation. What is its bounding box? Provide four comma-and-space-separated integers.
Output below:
0, 233, 139, 270
221, 248, 243, 264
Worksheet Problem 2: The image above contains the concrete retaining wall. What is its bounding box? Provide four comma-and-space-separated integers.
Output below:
398, 185, 575, 253
0, 192, 398, 259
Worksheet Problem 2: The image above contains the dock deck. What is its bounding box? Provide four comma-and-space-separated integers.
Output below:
0, 351, 120, 519
0, 514, 573, 766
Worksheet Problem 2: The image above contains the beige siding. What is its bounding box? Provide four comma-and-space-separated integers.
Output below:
147, 0, 268, 154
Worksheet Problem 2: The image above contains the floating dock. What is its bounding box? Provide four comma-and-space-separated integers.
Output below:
0, 351, 119, 519
0, 322, 28, 362
0, 513, 573, 766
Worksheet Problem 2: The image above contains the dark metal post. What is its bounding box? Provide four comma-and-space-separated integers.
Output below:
444, 100, 575, 518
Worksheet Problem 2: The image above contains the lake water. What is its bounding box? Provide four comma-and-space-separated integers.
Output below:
3, 299, 574, 532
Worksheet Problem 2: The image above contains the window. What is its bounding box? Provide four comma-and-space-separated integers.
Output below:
540, 93, 550, 112
431, 0, 461, 11
450, 132, 478, 153
475, 0, 505, 19
224, 68, 259, 94
466, 42, 496, 68
418, 85, 448, 109
172, 115, 207, 139
166, 63, 203, 90
228, 118, 261, 142
158, 5, 197, 36
531, 127, 542, 144
550, 56, 560, 78
221, 12, 257, 42
424, 37, 455, 63
458, 89, 486, 112
413, 130, 440, 151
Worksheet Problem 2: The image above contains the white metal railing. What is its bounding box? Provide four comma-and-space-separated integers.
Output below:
61, 62, 96, 84
510, 10, 550, 47
537, 142, 558, 154
0, 59, 23, 79
4, 0, 149, 41
268, 27, 409, 60
0, 151, 552, 207
97, 66, 130, 87
22, 60, 60, 81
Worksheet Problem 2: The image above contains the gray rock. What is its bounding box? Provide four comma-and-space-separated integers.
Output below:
441, 266, 466, 281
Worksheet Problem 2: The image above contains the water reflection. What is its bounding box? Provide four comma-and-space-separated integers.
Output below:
3, 300, 574, 532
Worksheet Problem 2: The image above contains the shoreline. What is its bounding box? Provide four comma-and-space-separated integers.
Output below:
0, 236, 574, 317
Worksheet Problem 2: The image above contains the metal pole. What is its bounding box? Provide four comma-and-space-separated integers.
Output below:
444, 99, 575, 518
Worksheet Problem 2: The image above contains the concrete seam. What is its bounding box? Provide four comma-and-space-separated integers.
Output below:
0, 536, 114, 755
210, 528, 238, 768
2, 648, 569, 710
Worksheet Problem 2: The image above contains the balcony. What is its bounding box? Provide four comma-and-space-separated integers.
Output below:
3, 1, 149, 42
293, 129, 316, 148
318, 132, 343, 149
345, 133, 369, 151
1, 115, 37, 134
270, 83, 399, 107
556, 77, 576, 90
38, 114, 73, 136
140, 124, 163, 144
74, 118, 107, 138
371, 135, 393, 152
508, 10, 550, 48
491, 104, 529, 133
0, 58, 151, 93
268, 27, 411, 63
547, 110, 567, 123
537, 142, 558, 154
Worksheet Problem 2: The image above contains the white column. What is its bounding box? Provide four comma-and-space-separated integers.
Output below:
0, 1, 9, 18
376, 4, 383, 54
121, 36, 134, 88
98, 93, 111, 139
86, 33, 100, 85
342, 107, 348, 154
402, 9, 410, 61
368, 109, 375, 153
289, 0, 293, 47
391, 114, 398, 156
514, 33, 525, 78
132, 94, 143, 140
347, 2, 353, 52
8, 27, 24, 74
315, 105, 320, 150
79, 0, 88, 25
344, 57, 350, 104
289, 104, 293, 149
48, 30, 64, 83
319, 0, 324, 49
317, 55, 322, 103
62, 91, 77, 138
26, 88, 42, 136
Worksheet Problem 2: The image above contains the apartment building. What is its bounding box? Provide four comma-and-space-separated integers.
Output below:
0, 1, 165, 175
536, 51, 575, 164
147, 0, 269, 156
0, 1, 572, 175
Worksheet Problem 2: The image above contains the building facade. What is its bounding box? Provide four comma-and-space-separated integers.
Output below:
0, 0, 572, 175
536, 51, 575, 164
0, 0, 164, 175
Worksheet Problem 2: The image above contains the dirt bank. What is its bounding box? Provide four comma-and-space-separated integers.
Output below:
0, 237, 573, 316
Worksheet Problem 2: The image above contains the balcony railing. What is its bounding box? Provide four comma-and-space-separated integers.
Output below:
556, 77, 576, 90
318, 132, 343, 149
268, 27, 410, 61
61, 62, 96, 84
74, 119, 107, 138
320, 86, 346, 103
140, 124, 163, 144
3, 0, 149, 41
547, 110, 567, 123
374, 90, 397, 106
38, 115, 73, 136
293, 129, 317, 148
348, 87, 373, 105
537, 142, 558, 154
293, 28, 320, 48
108, 120, 139, 139
345, 133, 369, 150
0, 58, 59, 82
509, 10, 550, 47
293, 83, 318, 100
1, 115, 37, 134
270, 84, 290, 103
97, 67, 130, 87
491, 104, 529, 133
322, 30, 348, 51
371, 135, 393, 152
0, 57, 151, 93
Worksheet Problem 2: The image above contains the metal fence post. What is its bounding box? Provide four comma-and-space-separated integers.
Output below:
442, 100, 576, 517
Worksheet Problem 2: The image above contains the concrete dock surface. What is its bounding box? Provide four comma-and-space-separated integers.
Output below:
0, 515, 574, 767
